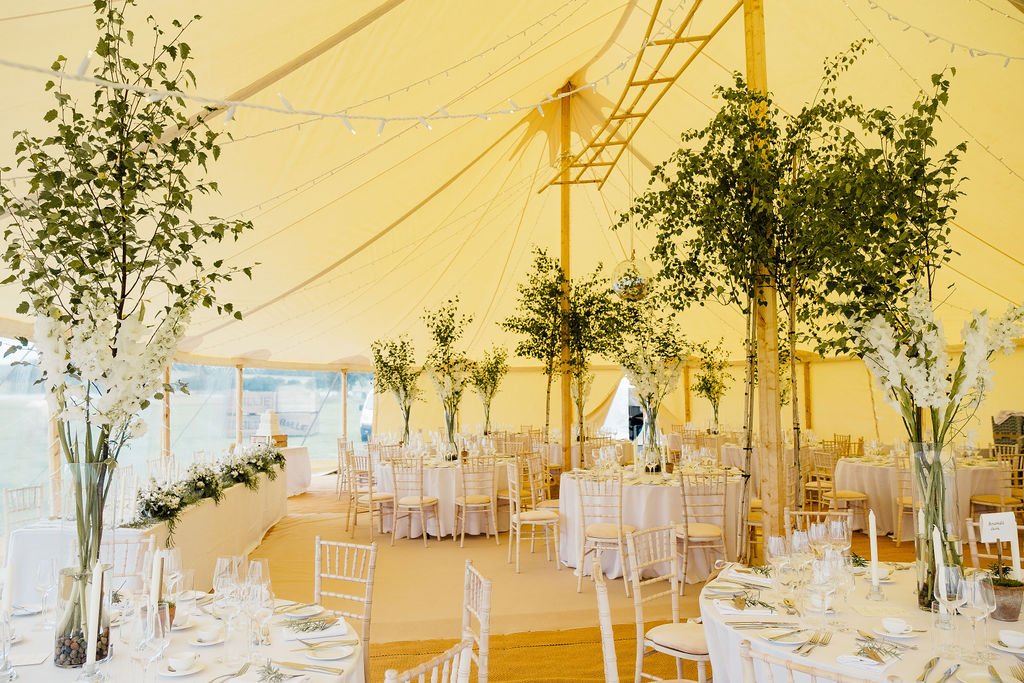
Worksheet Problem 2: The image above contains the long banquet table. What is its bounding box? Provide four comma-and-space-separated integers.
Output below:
558, 469, 744, 583
3, 597, 363, 682
701, 563, 1023, 682
834, 454, 1002, 540
6, 470, 287, 600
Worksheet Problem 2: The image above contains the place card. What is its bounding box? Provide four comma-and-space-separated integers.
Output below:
979, 511, 1021, 579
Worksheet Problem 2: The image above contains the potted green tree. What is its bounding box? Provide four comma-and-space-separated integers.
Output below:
469, 346, 508, 435
423, 298, 473, 457
990, 561, 1024, 622
690, 339, 731, 434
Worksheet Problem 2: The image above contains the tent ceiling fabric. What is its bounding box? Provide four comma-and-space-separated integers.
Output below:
0, 0, 1021, 369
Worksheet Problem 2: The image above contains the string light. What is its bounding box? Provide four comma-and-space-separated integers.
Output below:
863, 0, 1024, 66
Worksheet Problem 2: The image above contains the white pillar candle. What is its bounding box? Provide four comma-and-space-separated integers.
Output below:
932, 525, 947, 600
85, 562, 103, 668
868, 509, 879, 587
1, 561, 13, 616
150, 555, 164, 607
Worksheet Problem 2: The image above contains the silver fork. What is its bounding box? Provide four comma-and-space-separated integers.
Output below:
794, 631, 821, 655
1010, 663, 1024, 682
800, 630, 832, 657
209, 662, 251, 683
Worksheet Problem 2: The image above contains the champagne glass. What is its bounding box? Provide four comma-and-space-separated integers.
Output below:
33, 559, 56, 630
960, 573, 996, 663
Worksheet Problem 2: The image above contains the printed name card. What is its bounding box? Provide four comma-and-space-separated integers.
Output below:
979, 511, 1020, 579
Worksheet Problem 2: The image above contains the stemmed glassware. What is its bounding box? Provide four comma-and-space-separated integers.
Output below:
126, 604, 153, 678
960, 573, 996, 663
34, 559, 57, 630
933, 564, 965, 631
145, 602, 171, 680
765, 535, 789, 570
827, 518, 852, 556
807, 523, 830, 558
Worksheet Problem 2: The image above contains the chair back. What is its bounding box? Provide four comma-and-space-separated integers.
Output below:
739, 639, 901, 682
146, 455, 178, 484
391, 456, 425, 502
625, 526, 680, 629
994, 447, 1024, 498
458, 458, 496, 501
833, 433, 852, 457
811, 448, 838, 482
782, 507, 853, 538
576, 471, 624, 531
110, 465, 138, 528
383, 639, 473, 683
593, 560, 619, 683
679, 471, 727, 529
347, 448, 375, 496
462, 560, 492, 683
101, 533, 155, 592
523, 452, 549, 508
3, 484, 45, 537
313, 537, 377, 681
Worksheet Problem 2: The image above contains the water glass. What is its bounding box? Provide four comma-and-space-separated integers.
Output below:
960, 573, 996, 663
933, 565, 965, 629
34, 559, 57, 630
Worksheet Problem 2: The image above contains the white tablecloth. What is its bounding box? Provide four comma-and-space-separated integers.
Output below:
2, 598, 362, 682
6, 470, 288, 601
834, 457, 1002, 540
374, 460, 511, 539
558, 471, 743, 583
281, 446, 312, 496
701, 563, 1018, 682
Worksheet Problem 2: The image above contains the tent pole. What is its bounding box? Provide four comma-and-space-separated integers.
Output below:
559, 82, 574, 471
162, 366, 171, 459
48, 413, 61, 517
744, 0, 784, 531
235, 365, 244, 445
341, 370, 349, 447
683, 363, 692, 423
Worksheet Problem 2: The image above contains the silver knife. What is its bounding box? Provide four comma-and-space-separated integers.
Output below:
989, 664, 1004, 682
938, 663, 960, 683
917, 656, 938, 682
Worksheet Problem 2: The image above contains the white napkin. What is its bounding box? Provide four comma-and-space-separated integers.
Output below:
713, 599, 775, 616
836, 654, 892, 670
722, 568, 773, 588
282, 620, 356, 642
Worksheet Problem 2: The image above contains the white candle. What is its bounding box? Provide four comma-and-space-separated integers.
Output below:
868, 509, 879, 587
85, 562, 103, 668
1, 561, 13, 617
150, 555, 164, 607
932, 525, 947, 600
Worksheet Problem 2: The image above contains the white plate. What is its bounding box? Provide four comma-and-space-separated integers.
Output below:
850, 566, 866, 575
187, 635, 225, 647
861, 576, 894, 584
990, 639, 1024, 655
284, 605, 325, 619
158, 660, 205, 677
306, 645, 356, 661
759, 628, 808, 646
179, 590, 206, 602
871, 627, 916, 640
170, 615, 195, 631
10, 605, 41, 617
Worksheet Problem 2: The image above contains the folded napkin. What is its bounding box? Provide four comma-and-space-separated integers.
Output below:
721, 568, 773, 588
282, 620, 355, 642
836, 654, 893, 670
713, 599, 775, 616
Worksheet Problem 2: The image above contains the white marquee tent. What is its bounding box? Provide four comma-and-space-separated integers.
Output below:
0, 0, 1020, 442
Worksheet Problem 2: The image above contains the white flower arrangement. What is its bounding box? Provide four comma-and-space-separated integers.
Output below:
850, 285, 1024, 442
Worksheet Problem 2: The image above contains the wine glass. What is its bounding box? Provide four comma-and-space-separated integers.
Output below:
826, 552, 855, 630
933, 565, 965, 630
827, 518, 852, 555
33, 559, 56, 630
247, 559, 271, 591
765, 535, 789, 570
807, 522, 829, 558
144, 602, 171, 677
126, 605, 154, 677
960, 573, 996, 663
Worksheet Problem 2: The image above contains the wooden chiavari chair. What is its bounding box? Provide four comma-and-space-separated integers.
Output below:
313, 538, 377, 682
576, 470, 632, 596
454, 457, 499, 547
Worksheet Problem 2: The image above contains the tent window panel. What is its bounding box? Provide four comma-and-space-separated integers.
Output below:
0, 337, 50, 497
346, 373, 373, 445
242, 368, 342, 462
170, 363, 238, 465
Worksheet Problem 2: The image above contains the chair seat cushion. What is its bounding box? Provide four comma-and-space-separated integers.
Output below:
826, 489, 868, 500
646, 622, 709, 655
456, 494, 491, 505
972, 494, 1023, 506
357, 492, 393, 502
514, 509, 559, 523
537, 499, 560, 510
749, 498, 762, 510
1012, 487, 1024, 499
803, 481, 833, 491
674, 522, 723, 540
398, 495, 439, 506
496, 489, 510, 499
896, 495, 914, 506
585, 522, 635, 539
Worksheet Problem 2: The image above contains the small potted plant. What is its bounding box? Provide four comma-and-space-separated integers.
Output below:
990, 562, 1024, 622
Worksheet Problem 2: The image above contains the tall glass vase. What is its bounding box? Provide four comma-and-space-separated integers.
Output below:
57, 462, 116, 667
442, 403, 458, 461
911, 443, 963, 610
638, 399, 664, 472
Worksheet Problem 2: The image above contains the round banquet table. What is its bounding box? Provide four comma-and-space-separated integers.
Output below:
834, 455, 1002, 540
1, 598, 363, 682
701, 563, 1023, 683
374, 457, 511, 539
558, 470, 744, 584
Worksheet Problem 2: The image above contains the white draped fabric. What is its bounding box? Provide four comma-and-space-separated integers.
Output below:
281, 446, 312, 496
